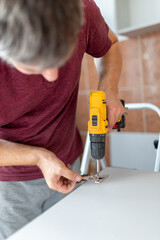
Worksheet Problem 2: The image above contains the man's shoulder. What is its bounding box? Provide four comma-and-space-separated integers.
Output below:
82, 0, 98, 15
82, 0, 95, 8
82, 0, 102, 29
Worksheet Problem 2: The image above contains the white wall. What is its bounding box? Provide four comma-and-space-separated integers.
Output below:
129, 0, 160, 27
94, 0, 127, 41
94, 0, 116, 31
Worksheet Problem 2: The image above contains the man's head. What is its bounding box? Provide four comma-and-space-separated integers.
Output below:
0, 0, 83, 81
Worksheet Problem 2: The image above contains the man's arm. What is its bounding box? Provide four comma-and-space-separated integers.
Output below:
95, 29, 125, 131
0, 139, 82, 193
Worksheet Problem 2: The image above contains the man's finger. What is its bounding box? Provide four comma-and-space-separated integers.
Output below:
66, 163, 71, 169
108, 115, 117, 131
61, 165, 82, 182
56, 177, 76, 194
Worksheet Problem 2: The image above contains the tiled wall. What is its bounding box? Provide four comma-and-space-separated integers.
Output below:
76, 31, 160, 168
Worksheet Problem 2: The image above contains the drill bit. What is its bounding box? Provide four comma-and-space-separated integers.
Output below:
96, 160, 100, 180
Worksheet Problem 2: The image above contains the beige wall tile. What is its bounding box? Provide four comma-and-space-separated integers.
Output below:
76, 94, 89, 132
119, 89, 142, 103
144, 86, 160, 132
119, 89, 144, 132
119, 38, 141, 88
141, 32, 160, 86
144, 86, 160, 105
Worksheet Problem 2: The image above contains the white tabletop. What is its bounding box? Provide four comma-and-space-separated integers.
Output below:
8, 167, 160, 240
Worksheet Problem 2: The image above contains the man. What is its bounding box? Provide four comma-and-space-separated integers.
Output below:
0, 0, 125, 239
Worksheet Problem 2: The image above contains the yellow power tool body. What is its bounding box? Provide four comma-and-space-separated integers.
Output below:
88, 91, 108, 160
88, 91, 125, 177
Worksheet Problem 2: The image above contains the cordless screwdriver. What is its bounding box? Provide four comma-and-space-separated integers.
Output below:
88, 91, 125, 180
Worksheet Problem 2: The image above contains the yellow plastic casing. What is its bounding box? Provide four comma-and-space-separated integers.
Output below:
88, 91, 108, 134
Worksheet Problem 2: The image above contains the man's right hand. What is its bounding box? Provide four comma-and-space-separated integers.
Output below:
36, 148, 82, 194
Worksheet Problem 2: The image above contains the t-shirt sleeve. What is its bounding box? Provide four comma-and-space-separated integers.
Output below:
84, 0, 112, 58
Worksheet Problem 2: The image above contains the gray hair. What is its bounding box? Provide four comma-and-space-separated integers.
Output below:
0, 0, 83, 68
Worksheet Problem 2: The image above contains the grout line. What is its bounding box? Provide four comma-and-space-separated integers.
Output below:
78, 84, 160, 96
138, 36, 147, 133
118, 84, 160, 91
79, 82, 160, 95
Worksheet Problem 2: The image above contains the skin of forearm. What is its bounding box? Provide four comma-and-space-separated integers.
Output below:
95, 29, 124, 131
96, 28, 122, 96
98, 41, 122, 96
0, 139, 40, 166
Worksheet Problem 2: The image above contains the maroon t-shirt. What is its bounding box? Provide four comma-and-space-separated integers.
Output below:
0, 0, 111, 181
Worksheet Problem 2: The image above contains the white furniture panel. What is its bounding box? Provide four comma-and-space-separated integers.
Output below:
110, 132, 158, 171
8, 167, 160, 240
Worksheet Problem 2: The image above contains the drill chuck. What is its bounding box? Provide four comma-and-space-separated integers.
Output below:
90, 134, 106, 159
